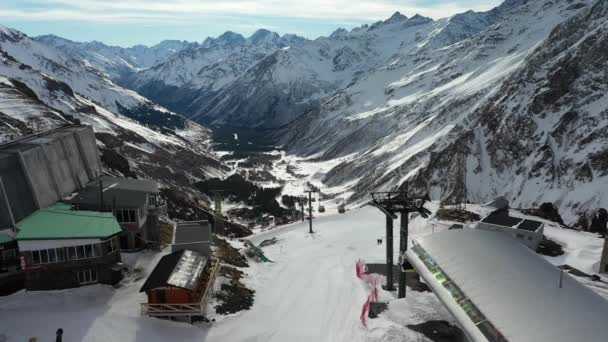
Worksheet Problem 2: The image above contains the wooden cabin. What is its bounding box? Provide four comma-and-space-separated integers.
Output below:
140, 249, 219, 321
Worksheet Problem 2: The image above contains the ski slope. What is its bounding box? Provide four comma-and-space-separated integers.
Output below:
0, 207, 449, 342
1, 205, 606, 341
207, 206, 449, 342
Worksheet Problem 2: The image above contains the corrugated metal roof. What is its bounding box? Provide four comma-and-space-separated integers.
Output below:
173, 221, 211, 244
140, 249, 207, 292
15, 202, 122, 240
406, 229, 608, 342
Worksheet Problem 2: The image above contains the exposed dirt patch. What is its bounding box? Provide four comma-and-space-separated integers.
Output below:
214, 265, 255, 315
435, 208, 481, 223
368, 302, 388, 319
537, 238, 564, 257
519, 202, 565, 226
213, 236, 248, 268
407, 320, 465, 342
159, 222, 175, 247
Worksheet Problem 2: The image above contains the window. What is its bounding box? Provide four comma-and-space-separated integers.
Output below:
77, 245, 85, 259
56, 248, 65, 262
114, 209, 137, 223
32, 251, 40, 265
460, 299, 485, 324
516, 233, 524, 239
30, 245, 102, 264
48, 248, 57, 263
102, 237, 117, 254
77, 269, 98, 285
40, 249, 48, 263
85, 244, 94, 258
68, 246, 77, 260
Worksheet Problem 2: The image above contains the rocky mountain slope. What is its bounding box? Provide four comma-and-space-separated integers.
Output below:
280, 0, 606, 223
0, 25, 227, 191
35, 35, 196, 80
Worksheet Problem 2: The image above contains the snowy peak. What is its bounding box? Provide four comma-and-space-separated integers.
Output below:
330, 28, 349, 38
35, 34, 197, 79
247, 29, 280, 45
407, 14, 433, 25
385, 11, 408, 24
208, 31, 246, 47
202, 29, 308, 48
281, 33, 308, 46
0, 25, 27, 43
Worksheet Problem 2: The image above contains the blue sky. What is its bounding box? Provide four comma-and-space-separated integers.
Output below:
0, 0, 503, 47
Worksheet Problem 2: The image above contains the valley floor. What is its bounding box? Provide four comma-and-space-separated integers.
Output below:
1, 204, 607, 341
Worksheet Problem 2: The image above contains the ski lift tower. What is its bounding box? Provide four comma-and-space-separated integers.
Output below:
304, 190, 317, 234
367, 190, 431, 298
211, 190, 225, 234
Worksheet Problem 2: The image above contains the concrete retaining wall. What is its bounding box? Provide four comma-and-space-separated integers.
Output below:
0, 125, 103, 224
20, 146, 60, 209
74, 127, 102, 180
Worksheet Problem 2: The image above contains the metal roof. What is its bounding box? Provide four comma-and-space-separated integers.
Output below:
15, 202, 122, 240
140, 249, 207, 292
406, 229, 608, 342
94, 176, 159, 193
480, 210, 523, 227
173, 221, 211, 244
480, 211, 543, 232
518, 219, 543, 232
68, 176, 158, 209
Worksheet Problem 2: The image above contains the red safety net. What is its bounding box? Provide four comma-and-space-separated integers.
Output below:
356, 258, 380, 328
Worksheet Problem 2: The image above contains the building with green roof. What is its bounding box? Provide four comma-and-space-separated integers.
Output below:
16, 203, 123, 290
16, 203, 122, 240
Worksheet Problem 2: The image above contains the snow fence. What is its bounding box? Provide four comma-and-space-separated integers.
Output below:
355, 259, 379, 327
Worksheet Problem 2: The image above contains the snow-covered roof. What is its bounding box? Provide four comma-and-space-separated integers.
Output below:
406, 229, 608, 342
140, 249, 207, 292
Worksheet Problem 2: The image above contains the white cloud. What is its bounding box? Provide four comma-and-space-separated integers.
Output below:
0, 0, 503, 23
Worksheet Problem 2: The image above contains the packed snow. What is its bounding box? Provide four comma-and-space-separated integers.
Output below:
2, 203, 606, 341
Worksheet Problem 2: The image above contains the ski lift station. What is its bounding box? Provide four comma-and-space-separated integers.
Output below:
406, 228, 608, 342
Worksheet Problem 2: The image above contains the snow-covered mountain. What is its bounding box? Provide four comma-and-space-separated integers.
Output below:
202, 29, 307, 48
0, 25, 226, 189
122, 29, 309, 118
125, 3, 521, 128
14, 0, 607, 224
279, 0, 606, 223
35, 35, 195, 80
